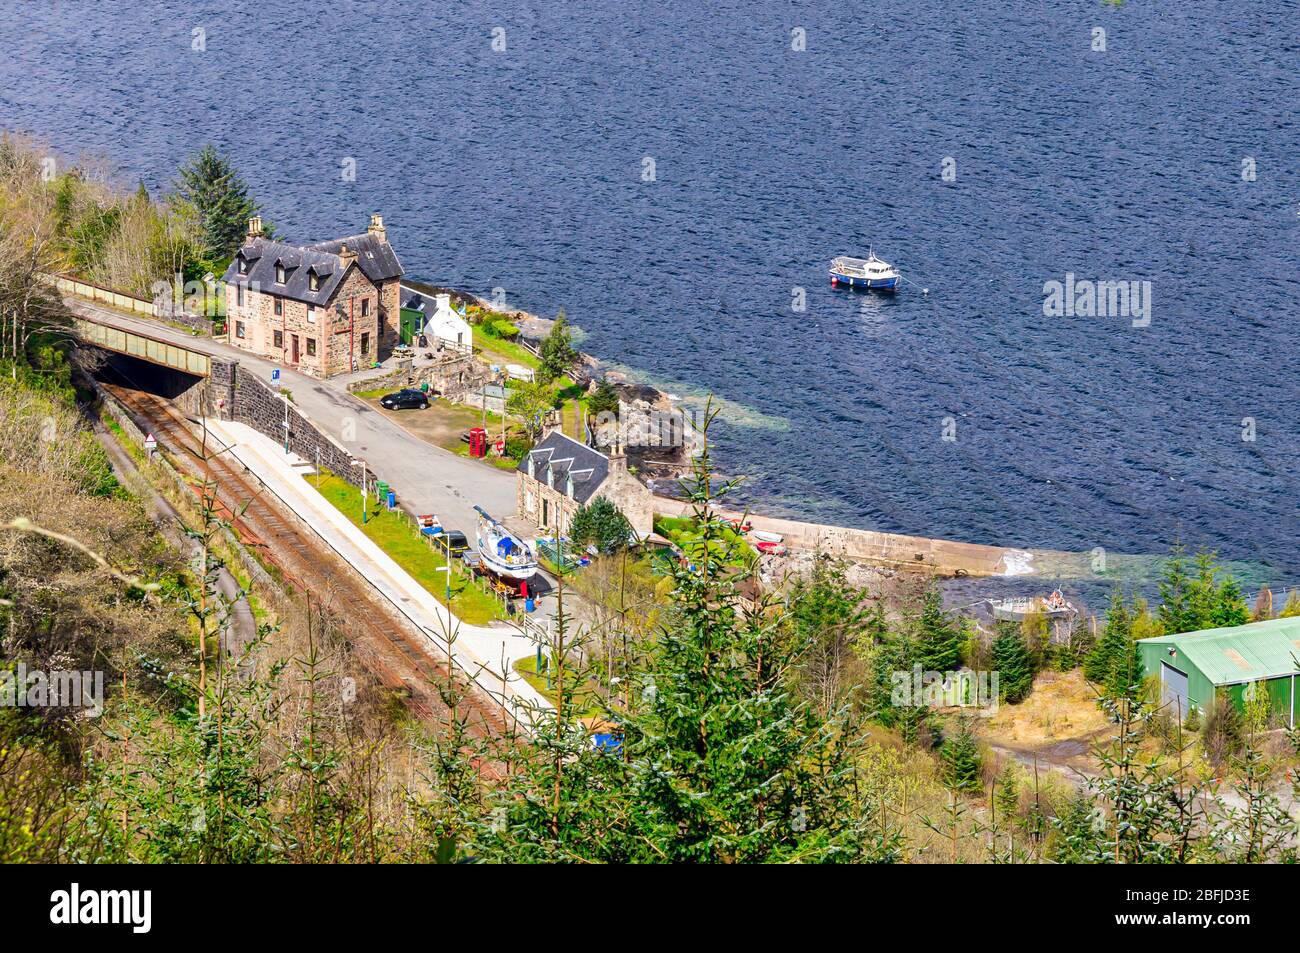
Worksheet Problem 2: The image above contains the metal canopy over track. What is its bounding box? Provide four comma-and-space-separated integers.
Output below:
74, 315, 211, 377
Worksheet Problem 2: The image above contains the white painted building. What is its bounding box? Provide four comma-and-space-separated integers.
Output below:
401, 290, 473, 351
427, 293, 471, 350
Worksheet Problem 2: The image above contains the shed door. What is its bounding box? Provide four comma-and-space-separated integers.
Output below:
1161, 662, 1189, 718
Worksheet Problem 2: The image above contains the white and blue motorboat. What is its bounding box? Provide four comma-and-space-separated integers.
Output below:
474, 505, 538, 580
830, 251, 901, 291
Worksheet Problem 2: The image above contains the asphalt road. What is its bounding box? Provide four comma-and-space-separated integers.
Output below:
68, 300, 521, 540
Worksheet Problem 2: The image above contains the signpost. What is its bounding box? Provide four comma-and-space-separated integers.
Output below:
143, 432, 157, 457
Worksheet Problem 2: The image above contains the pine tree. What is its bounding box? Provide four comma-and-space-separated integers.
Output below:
1158, 544, 1196, 635
174, 145, 259, 262
1084, 590, 1131, 691
1187, 550, 1220, 631
991, 622, 1034, 704
539, 311, 578, 382
940, 721, 983, 792
1050, 790, 1103, 863
1213, 575, 1249, 628
569, 496, 632, 553
913, 585, 962, 673
994, 763, 1020, 822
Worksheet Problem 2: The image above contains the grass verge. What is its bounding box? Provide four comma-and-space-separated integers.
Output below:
307, 469, 504, 625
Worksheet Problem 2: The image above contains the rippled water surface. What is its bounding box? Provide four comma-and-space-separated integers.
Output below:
3, 0, 1297, 587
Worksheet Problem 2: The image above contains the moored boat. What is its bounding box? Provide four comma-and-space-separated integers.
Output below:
988, 589, 1075, 622
474, 505, 538, 580
829, 251, 901, 291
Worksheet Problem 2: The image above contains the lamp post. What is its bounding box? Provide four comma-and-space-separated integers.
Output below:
351, 457, 367, 524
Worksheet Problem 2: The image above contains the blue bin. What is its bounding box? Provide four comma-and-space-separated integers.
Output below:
386, 490, 396, 509
524, 597, 535, 613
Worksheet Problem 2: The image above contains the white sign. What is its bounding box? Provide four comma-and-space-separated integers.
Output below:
143, 433, 157, 452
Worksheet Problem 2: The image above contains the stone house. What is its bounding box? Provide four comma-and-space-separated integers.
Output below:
515, 430, 659, 538
222, 215, 404, 378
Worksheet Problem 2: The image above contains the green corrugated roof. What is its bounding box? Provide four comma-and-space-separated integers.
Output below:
1139, 617, 1300, 685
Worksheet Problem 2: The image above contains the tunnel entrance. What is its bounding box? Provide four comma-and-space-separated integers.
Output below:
92, 350, 213, 416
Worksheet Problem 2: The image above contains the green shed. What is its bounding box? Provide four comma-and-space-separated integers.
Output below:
1138, 617, 1300, 726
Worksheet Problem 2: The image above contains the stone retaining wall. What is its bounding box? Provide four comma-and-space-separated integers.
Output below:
226, 363, 382, 495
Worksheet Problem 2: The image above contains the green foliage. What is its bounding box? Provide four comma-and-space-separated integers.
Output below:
174, 145, 259, 261
586, 379, 619, 417
1158, 544, 1246, 634
990, 622, 1034, 704
506, 380, 555, 443
1049, 790, 1102, 863
539, 312, 578, 382
469, 409, 899, 862
569, 496, 633, 554
789, 559, 870, 716
1083, 590, 1144, 702
913, 586, 962, 673
939, 721, 982, 792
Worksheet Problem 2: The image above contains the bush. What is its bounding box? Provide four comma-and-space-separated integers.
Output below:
1202, 696, 1243, 767
503, 435, 532, 461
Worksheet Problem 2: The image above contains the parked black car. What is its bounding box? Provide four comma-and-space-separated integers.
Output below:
379, 388, 430, 410
437, 530, 470, 556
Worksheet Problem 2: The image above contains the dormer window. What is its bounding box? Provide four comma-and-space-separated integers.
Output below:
546, 468, 553, 488
527, 456, 535, 478
309, 273, 320, 292
238, 257, 248, 275
566, 475, 574, 498
275, 263, 286, 284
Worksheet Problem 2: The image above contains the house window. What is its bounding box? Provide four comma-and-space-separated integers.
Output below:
235, 321, 246, 339
307, 306, 316, 324
236, 284, 244, 307
361, 298, 370, 316
360, 332, 370, 356
275, 263, 285, 284
306, 338, 316, 357
309, 273, 320, 292
527, 456, 535, 478
273, 330, 283, 349
238, 258, 248, 275
274, 297, 283, 317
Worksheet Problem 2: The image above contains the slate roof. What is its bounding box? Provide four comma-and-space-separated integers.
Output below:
1139, 617, 1300, 685
518, 431, 610, 504
402, 292, 427, 312
222, 238, 354, 307
309, 232, 404, 284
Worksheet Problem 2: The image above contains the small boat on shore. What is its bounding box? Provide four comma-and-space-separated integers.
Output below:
830, 251, 901, 291
751, 530, 784, 544
474, 505, 538, 580
988, 589, 1075, 622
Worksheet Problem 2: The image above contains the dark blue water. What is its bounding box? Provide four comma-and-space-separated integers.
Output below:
4, 0, 1297, 586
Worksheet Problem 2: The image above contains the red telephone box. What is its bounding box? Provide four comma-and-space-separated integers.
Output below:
469, 427, 487, 458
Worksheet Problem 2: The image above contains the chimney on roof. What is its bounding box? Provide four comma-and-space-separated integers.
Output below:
338, 242, 357, 266
368, 213, 386, 242
246, 216, 264, 241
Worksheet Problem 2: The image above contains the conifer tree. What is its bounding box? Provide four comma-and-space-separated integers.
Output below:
913, 585, 962, 673
539, 311, 578, 382
174, 145, 259, 262
1213, 575, 1249, 628
940, 720, 982, 792
990, 622, 1034, 704
1158, 544, 1196, 635
1050, 790, 1103, 863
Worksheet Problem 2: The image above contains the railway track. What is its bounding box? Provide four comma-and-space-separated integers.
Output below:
99, 381, 508, 737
